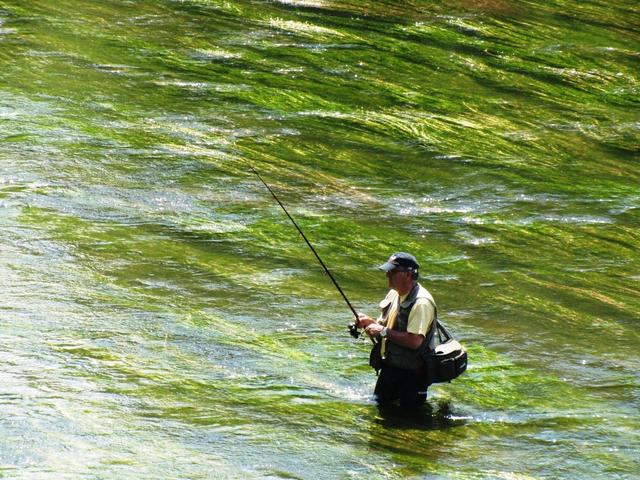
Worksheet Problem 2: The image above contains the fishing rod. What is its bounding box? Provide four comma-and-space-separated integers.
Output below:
250, 165, 361, 338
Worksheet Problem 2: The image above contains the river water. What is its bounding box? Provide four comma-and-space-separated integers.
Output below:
1, 0, 638, 478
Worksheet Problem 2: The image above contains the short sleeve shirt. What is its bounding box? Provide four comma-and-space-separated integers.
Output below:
406, 297, 435, 336
380, 285, 435, 336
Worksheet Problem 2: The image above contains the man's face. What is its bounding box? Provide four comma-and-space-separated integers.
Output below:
386, 268, 411, 291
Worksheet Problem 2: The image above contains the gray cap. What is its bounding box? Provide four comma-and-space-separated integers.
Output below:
378, 252, 420, 272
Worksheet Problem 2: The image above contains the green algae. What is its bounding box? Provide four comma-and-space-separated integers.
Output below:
1, 0, 639, 478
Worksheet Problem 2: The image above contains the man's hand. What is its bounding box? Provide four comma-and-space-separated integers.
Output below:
356, 312, 375, 329
364, 322, 384, 339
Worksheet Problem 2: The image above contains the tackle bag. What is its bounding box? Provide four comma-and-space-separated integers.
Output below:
420, 320, 467, 384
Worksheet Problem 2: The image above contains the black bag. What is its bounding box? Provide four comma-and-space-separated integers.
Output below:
420, 320, 467, 384
369, 340, 383, 373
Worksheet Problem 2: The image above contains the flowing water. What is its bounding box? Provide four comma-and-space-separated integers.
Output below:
1, 0, 639, 478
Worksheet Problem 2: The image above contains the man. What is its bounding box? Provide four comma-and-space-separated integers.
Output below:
356, 252, 436, 407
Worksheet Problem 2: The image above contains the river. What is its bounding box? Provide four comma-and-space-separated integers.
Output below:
0, 0, 638, 478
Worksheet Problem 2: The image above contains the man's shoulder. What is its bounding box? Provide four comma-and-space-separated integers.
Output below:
416, 284, 435, 302
379, 289, 399, 308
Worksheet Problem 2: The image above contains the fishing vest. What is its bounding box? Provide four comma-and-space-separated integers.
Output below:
383, 283, 435, 370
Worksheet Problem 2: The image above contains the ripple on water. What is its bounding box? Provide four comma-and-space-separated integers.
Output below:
266, 18, 345, 38
152, 80, 211, 90
424, 274, 460, 282
91, 63, 146, 77
0, 21, 15, 36
191, 48, 243, 61
522, 214, 615, 225
274, 0, 325, 7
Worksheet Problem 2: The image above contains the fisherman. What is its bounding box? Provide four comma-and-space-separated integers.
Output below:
356, 253, 436, 407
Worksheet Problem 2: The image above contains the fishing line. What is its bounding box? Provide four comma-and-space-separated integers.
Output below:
249, 165, 360, 338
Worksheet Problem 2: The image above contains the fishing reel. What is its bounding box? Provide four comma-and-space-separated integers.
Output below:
348, 322, 361, 339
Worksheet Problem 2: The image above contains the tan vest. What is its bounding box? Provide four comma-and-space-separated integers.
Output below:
379, 283, 433, 370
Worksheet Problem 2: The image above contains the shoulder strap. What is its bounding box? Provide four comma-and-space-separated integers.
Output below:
424, 299, 439, 346
423, 299, 455, 347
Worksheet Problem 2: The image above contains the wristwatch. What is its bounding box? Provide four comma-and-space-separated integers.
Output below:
380, 327, 388, 338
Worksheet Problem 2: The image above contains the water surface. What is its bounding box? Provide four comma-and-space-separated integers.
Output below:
0, 0, 639, 478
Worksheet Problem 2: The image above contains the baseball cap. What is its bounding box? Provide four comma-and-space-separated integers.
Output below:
378, 252, 420, 272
